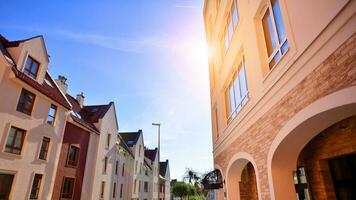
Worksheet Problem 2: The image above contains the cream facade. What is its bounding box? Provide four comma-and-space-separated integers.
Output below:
204, 0, 356, 199
0, 36, 71, 199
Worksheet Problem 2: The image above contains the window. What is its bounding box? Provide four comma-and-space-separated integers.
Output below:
115, 161, 119, 175
24, 56, 40, 79
0, 173, 14, 200
103, 157, 108, 173
5, 126, 26, 155
134, 180, 137, 193
222, 0, 239, 51
139, 145, 141, 156
106, 134, 111, 148
144, 182, 148, 193
100, 181, 105, 199
39, 137, 50, 160
47, 104, 57, 125
135, 161, 138, 174
60, 177, 75, 199
225, 59, 249, 123
16, 89, 35, 115
122, 163, 125, 176
30, 174, 43, 199
139, 181, 141, 192
113, 182, 116, 198
67, 145, 79, 167
262, 0, 288, 69
120, 184, 123, 198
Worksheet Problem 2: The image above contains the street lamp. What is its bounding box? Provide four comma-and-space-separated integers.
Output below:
152, 123, 161, 199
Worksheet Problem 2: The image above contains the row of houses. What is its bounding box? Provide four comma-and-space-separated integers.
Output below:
0, 34, 170, 200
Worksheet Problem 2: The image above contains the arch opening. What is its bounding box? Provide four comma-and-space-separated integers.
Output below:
268, 86, 356, 200
226, 158, 259, 200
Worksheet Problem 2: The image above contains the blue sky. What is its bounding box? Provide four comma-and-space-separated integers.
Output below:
0, 0, 212, 179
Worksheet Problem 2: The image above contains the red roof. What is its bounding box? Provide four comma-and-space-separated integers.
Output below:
145, 148, 158, 161
11, 67, 72, 110
66, 94, 113, 134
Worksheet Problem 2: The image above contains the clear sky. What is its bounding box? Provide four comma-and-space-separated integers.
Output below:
0, 0, 213, 179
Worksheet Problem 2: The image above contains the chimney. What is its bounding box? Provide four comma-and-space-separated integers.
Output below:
76, 92, 85, 108
55, 75, 68, 94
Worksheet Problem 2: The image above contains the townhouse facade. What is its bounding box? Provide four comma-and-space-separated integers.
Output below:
0, 35, 72, 200
0, 34, 171, 200
119, 131, 171, 200
203, 0, 356, 200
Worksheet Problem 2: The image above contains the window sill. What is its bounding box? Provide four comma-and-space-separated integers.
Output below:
2, 151, 23, 158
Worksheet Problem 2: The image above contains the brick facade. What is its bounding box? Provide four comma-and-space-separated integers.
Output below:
298, 115, 356, 200
215, 33, 356, 199
239, 163, 258, 200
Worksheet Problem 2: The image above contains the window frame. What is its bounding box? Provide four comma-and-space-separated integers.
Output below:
113, 182, 116, 198
66, 145, 80, 168
0, 173, 15, 200
225, 57, 249, 124
29, 173, 43, 199
100, 181, 105, 199
23, 55, 40, 80
38, 137, 51, 160
60, 177, 75, 199
16, 88, 36, 116
221, 0, 240, 53
4, 126, 26, 155
103, 156, 108, 174
47, 104, 58, 126
260, 0, 289, 70
106, 133, 111, 148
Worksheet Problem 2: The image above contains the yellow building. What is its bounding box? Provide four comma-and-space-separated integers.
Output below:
203, 0, 356, 199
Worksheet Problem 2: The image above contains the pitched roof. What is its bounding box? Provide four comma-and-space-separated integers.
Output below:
117, 134, 134, 158
119, 130, 142, 147
11, 67, 72, 109
160, 160, 169, 177
66, 94, 114, 134
0, 35, 71, 110
145, 148, 158, 161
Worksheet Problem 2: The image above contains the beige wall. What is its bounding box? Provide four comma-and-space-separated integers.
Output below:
91, 104, 120, 200
0, 41, 69, 200
204, 0, 356, 199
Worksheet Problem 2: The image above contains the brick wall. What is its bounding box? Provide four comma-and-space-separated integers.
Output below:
298, 115, 356, 200
215, 33, 356, 199
239, 163, 258, 200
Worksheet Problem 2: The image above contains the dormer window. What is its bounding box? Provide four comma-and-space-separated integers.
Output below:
24, 55, 40, 79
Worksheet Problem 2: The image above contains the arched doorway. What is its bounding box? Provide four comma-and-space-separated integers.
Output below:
268, 86, 356, 200
226, 153, 260, 200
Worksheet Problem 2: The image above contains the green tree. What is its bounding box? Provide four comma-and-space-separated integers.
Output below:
172, 182, 189, 199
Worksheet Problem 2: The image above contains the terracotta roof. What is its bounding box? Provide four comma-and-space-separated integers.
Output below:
0, 35, 71, 110
145, 148, 158, 161
0, 34, 43, 48
66, 94, 113, 134
119, 130, 142, 147
160, 160, 169, 177
11, 67, 72, 109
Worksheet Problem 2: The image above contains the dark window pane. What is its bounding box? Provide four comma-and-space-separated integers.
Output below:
67, 146, 79, 167
16, 89, 35, 115
5, 127, 25, 155
61, 177, 75, 198
30, 174, 42, 199
0, 174, 14, 200
39, 137, 50, 160
24, 56, 40, 79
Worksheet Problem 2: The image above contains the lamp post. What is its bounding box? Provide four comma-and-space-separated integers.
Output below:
152, 123, 161, 199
